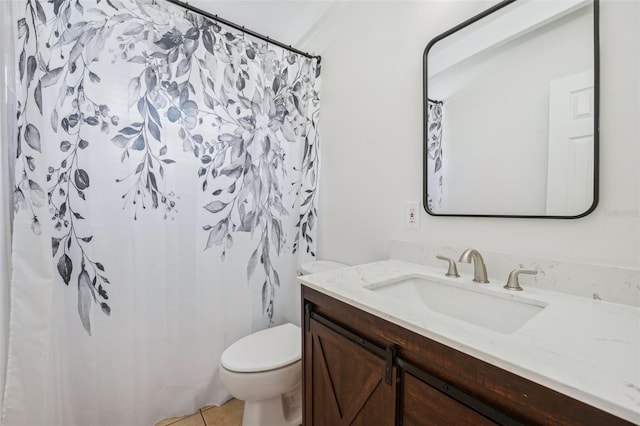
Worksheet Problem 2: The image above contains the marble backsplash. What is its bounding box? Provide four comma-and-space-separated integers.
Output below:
389, 240, 640, 308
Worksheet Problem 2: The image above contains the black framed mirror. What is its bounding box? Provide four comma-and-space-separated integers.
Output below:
424, 0, 599, 218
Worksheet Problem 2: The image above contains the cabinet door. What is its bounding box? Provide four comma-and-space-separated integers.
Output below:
304, 318, 397, 425
402, 372, 496, 426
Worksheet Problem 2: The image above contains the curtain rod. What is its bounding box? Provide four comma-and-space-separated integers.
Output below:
160, 0, 322, 64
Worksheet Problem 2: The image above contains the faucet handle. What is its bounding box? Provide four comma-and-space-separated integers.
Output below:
504, 269, 537, 291
436, 255, 460, 278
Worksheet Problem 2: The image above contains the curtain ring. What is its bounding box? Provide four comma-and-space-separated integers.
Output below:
242, 26, 245, 41
266, 36, 269, 48
184, 2, 189, 18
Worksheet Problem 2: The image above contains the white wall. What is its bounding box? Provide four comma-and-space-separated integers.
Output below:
303, 0, 640, 270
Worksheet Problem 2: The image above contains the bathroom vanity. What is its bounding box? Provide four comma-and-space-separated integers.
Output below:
299, 260, 639, 425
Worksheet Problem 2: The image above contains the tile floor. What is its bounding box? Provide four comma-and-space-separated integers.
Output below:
155, 399, 243, 426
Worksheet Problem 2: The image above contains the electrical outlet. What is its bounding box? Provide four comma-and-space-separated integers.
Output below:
405, 202, 420, 229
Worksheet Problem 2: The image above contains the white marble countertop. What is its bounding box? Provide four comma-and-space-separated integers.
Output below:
298, 259, 640, 424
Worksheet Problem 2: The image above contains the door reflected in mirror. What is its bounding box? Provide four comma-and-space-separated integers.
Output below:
424, 0, 598, 218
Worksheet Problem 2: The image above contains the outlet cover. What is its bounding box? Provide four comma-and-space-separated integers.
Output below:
405, 202, 420, 229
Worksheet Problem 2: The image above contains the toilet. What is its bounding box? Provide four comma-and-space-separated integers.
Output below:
220, 260, 347, 426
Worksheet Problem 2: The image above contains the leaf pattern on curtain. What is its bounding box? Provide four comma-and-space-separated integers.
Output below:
15, 0, 321, 333
15, 2, 46, 231
427, 100, 443, 211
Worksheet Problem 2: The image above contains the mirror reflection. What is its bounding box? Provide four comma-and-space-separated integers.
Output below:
425, 0, 598, 217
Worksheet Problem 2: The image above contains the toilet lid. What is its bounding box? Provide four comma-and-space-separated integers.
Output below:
221, 323, 301, 373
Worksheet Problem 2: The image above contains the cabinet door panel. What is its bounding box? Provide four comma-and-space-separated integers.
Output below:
306, 318, 396, 425
402, 372, 496, 426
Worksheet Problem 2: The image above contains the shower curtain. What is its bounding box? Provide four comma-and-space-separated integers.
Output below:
0, 0, 16, 416
2, 0, 320, 424
426, 100, 444, 211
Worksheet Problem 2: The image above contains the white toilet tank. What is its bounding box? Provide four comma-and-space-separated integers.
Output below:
299, 260, 347, 275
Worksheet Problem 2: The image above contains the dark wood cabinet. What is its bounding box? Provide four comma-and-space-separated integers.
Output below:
401, 372, 495, 426
305, 317, 397, 425
302, 285, 634, 426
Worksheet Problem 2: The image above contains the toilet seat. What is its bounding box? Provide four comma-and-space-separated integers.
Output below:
221, 323, 301, 373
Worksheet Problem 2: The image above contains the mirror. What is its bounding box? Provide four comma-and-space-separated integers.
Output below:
424, 0, 599, 218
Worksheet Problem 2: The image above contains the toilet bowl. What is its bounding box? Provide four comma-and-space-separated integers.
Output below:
220, 260, 347, 426
220, 323, 303, 426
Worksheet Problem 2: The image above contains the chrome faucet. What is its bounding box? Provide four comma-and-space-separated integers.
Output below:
458, 249, 489, 283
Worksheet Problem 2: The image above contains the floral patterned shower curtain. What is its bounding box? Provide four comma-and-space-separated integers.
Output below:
426, 99, 444, 211
3, 0, 319, 424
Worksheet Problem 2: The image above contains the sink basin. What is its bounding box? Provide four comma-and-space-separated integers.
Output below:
365, 275, 547, 334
